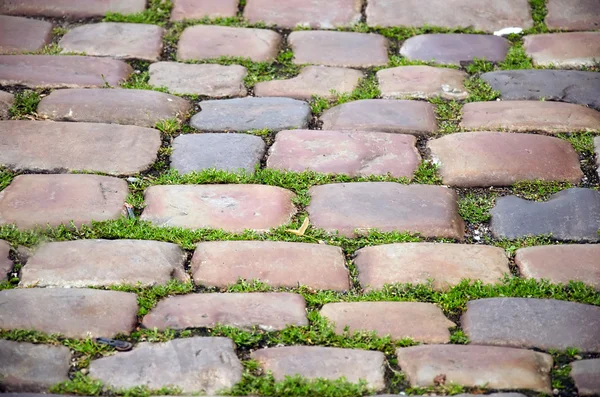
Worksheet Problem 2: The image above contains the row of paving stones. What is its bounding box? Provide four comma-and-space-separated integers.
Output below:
1, 176, 600, 241
2, 239, 599, 290
1, 0, 597, 31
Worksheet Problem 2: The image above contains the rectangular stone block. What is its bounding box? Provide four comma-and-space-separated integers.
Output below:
0, 15, 53, 54
524, 32, 600, 67
0, 0, 147, 18
171, 0, 239, 21
244, 0, 362, 28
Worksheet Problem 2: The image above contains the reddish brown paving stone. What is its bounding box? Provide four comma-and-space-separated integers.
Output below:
546, 0, 600, 30
515, 245, 600, 290
428, 132, 583, 187
524, 32, 600, 68
0, 121, 161, 175
143, 292, 308, 331
354, 243, 509, 291
140, 184, 296, 232
0, 0, 147, 18
0, 340, 71, 392
320, 99, 437, 135
0, 55, 133, 88
0, 288, 138, 338
171, 0, 239, 21
571, 359, 600, 396
0, 174, 128, 229
0, 240, 12, 280
177, 25, 282, 62
0, 15, 53, 54
320, 302, 455, 343
366, 0, 533, 32
307, 183, 465, 239
377, 65, 469, 100
37, 89, 191, 127
288, 31, 388, 67
191, 241, 350, 290
461, 101, 600, 133
0, 90, 14, 119
462, 298, 600, 352
400, 34, 511, 66
59, 23, 164, 62
254, 66, 364, 100
396, 345, 553, 393
20, 239, 189, 288
251, 346, 386, 390
267, 130, 421, 178
244, 0, 362, 28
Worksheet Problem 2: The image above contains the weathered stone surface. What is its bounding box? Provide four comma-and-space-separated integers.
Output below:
355, 243, 509, 291
320, 302, 455, 343
191, 241, 350, 290
140, 185, 296, 232
0, 15, 53, 54
462, 298, 600, 352
0, 0, 147, 18
59, 22, 164, 62
171, 0, 238, 21
0, 90, 14, 119
429, 132, 583, 187
0, 340, 70, 392
0, 120, 161, 175
596, 137, 600, 177
461, 101, 600, 133
490, 188, 600, 242
366, 0, 533, 32
0, 240, 11, 280
377, 65, 469, 100
321, 99, 437, 135
515, 245, 600, 290
254, 66, 364, 100
149, 62, 247, 97
449, 395, 527, 397
171, 133, 265, 174
524, 32, 600, 67
89, 337, 242, 394
37, 89, 190, 127
0, 288, 138, 338
571, 359, 600, 396
178, 25, 281, 62
143, 292, 307, 331
400, 34, 511, 65
0, 174, 128, 229
191, 97, 310, 132
267, 130, 421, 178
20, 239, 188, 288
244, 0, 362, 28
252, 346, 386, 390
546, 0, 600, 30
288, 31, 388, 67
396, 345, 553, 393
307, 183, 465, 239
481, 70, 600, 110
0, 55, 133, 88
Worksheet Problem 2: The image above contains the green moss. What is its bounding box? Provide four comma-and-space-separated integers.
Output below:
458, 192, 497, 224
464, 58, 495, 74
9, 90, 42, 119
110, 280, 195, 317
104, 0, 173, 25
430, 97, 462, 134
557, 132, 596, 156
527, 0, 550, 34
464, 77, 500, 102
499, 41, 534, 70
512, 180, 573, 201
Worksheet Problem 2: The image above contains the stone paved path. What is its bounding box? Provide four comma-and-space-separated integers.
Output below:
0, 1, 599, 396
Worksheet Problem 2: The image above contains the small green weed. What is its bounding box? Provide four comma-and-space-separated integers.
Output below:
430, 97, 462, 134
465, 58, 495, 74
104, 0, 173, 25
557, 132, 596, 156
9, 90, 42, 119
464, 77, 500, 102
490, 235, 555, 257
512, 180, 573, 201
458, 192, 496, 224
310, 75, 381, 116
0, 168, 15, 191
412, 161, 443, 185
155, 118, 182, 136
449, 330, 469, 344
499, 41, 534, 70
110, 280, 194, 317
51, 373, 105, 396
527, 0, 550, 34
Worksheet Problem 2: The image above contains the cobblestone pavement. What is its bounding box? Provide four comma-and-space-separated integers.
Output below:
0, 0, 599, 396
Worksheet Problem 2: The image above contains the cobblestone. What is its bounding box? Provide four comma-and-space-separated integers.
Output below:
191, 241, 350, 290
244, 0, 362, 28
0, 15, 53, 54
0, 288, 138, 338
37, 89, 190, 127
143, 292, 308, 331
355, 243, 509, 291
546, 0, 600, 30
0, 0, 147, 18
0, 240, 11, 280
596, 137, 600, 177
377, 65, 469, 100
251, 346, 386, 390
0, 174, 128, 229
462, 298, 600, 352
524, 32, 600, 67
0, 90, 13, 120
571, 359, 600, 396
320, 99, 437, 135
0, 120, 161, 175
428, 132, 583, 187
171, 0, 239, 21
267, 130, 421, 178
288, 31, 389, 67
307, 183, 464, 238
140, 185, 296, 231
320, 302, 455, 343
20, 239, 188, 288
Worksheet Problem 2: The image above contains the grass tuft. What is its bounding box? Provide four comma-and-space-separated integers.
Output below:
9, 90, 42, 119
